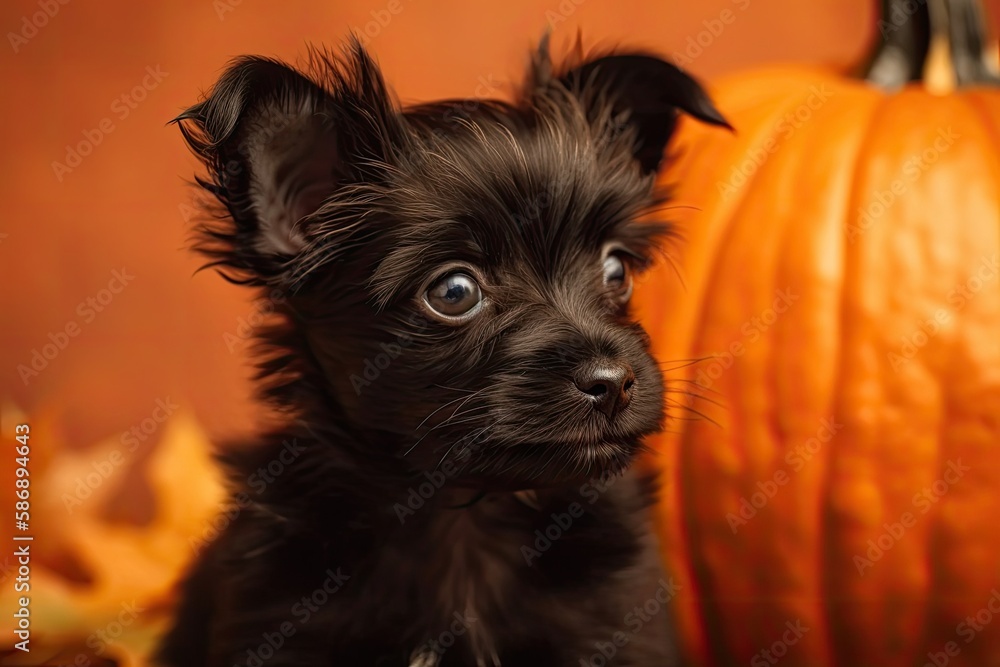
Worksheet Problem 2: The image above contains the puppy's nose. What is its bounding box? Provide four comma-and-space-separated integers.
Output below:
574, 361, 635, 418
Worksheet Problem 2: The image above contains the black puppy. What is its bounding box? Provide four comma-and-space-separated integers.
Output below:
157, 36, 727, 667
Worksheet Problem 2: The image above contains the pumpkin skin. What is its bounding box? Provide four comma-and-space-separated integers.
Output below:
634, 65, 1000, 667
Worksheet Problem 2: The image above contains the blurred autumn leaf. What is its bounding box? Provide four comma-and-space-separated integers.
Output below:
0, 403, 226, 667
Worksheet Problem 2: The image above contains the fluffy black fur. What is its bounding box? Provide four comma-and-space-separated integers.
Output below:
157, 36, 728, 667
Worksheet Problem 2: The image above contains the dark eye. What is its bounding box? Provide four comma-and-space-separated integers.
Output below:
424, 272, 483, 320
602, 251, 633, 302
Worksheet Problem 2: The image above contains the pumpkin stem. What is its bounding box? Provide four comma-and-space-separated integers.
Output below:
863, 0, 1000, 89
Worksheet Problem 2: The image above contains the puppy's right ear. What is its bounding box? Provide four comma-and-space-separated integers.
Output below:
528, 37, 731, 175
174, 44, 400, 284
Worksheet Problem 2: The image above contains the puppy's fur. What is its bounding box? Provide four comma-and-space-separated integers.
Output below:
157, 37, 727, 667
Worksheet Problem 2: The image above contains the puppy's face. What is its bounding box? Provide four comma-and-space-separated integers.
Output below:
178, 41, 727, 488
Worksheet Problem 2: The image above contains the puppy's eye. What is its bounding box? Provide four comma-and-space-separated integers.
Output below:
424, 272, 483, 320
602, 251, 633, 303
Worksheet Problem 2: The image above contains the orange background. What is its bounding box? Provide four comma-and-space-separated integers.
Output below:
0, 0, 996, 525
1, 0, 999, 663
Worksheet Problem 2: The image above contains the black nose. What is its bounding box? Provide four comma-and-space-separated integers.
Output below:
574, 361, 635, 418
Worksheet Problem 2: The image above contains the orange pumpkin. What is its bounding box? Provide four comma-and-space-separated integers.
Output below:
636, 1, 1000, 665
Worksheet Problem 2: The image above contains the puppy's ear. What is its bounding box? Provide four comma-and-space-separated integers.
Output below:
175, 42, 399, 283
536, 44, 731, 174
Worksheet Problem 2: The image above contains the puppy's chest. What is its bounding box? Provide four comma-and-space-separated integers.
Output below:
369, 496, 542, 662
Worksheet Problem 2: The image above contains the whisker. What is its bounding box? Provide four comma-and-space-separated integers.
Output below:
412, 387, 488, 434
431, 383, 479, 394
665, 389, 726, 410
656, 356, 714, 372
425, 410, 493, 439
661, 251, 687, 291
666, 403, 722, 429
436, 421, 497, 470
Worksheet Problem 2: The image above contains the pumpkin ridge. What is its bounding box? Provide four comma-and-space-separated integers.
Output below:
752, 82, 882, 667
919, 90, 977, 666
685, 81, 849, 665
920, 353, 957, 663
922, 94, 1000, 664
649, 138, 731, 665
672, 86, 830, 667
822, 88, 896, 667
669, 85, 826, 373
745, 108, 812, 660
762, 88, 863, 665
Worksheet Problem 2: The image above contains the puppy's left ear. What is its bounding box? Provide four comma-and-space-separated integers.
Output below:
548, 50, 732, 174
173, 42, 401, 285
